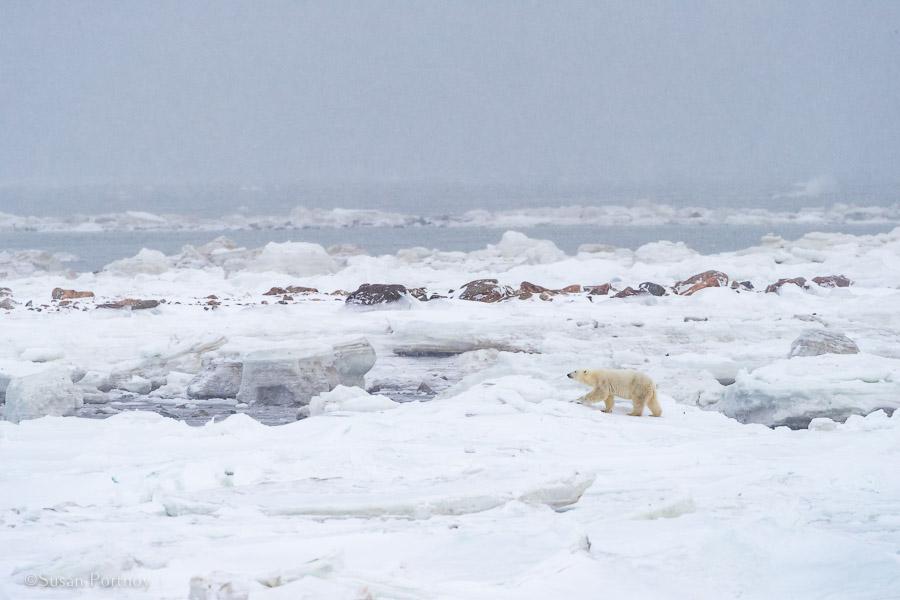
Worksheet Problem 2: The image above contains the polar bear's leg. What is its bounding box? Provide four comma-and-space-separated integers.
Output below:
628, 395, 645, 416
602, 393, 615, 413
647, 387, 662, 417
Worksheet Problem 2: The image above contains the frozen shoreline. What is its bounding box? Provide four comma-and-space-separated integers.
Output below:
3, 202, 900, 233
2, 227, 900, 598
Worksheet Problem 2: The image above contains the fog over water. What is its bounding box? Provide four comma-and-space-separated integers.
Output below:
2, 0, 899, 216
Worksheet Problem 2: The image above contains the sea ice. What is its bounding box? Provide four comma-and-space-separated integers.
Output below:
3, 366, 84, 423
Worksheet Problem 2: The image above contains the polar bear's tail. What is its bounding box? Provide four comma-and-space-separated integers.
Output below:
647, 386, 662, 417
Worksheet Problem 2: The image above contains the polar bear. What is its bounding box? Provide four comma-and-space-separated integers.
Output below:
567, 369, 661, 417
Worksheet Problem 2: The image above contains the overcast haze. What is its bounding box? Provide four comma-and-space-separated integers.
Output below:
2, 0, 900, 189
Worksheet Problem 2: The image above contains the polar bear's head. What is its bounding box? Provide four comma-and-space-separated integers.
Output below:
567, 370, 593, 385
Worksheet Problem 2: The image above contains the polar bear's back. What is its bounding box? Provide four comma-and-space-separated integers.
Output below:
589, 368, 655, 397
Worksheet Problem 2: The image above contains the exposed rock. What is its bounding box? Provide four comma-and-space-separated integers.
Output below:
263, 285, 319, 296
459, 279, 515, 303
789, 330, 860, 358
0, 298, 15, 310
586, 283, 613, 296
539, 292, 553, 301
51, 288, 94, 301
684, 316, 709, 322
638, 282, 666, 296
4, 367, 84, 423
236, 338, 376, 406
812, 275, 851, 288
187, 360, 243, 399
520, 281, 550, 294
519, 282, 582, 297
730, 280, 754, 291
346, 284, 408, 306
0, 287, 12, 297
613, 287, 640, 298
98, 298, 160, 310
673, 271, 729, 295
765, 277, 807, 293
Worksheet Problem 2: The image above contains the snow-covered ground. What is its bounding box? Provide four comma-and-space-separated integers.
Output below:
2, 227, 900, 598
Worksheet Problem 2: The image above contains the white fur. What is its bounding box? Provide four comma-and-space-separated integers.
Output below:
567, 368, 661, 417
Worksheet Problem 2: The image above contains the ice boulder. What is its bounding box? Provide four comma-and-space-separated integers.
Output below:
714, 354, 900, 428
247, 242, 337, 276
789, 330, 859, 358
104, 248, 171, 275
236, 339, 376, 406
4, 367, 84, 423
485, 231, 566, 264
187, 360, 243, 399
301, 385, 397, 418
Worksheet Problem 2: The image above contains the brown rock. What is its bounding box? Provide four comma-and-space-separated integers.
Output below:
519, 281, 582, 296
265, 285, 319, 295
812, 275, 851, 288
52, 287, 95, 301
765, 277, 808, 293
613, 287, 640, 298
520, 281, 552, 294
98, 298, 160, 310
518, 291, 534, 300
673, 271, 729, 296
286, 286, 318, 294
586, 283, 612, 296
459, 279, 515, 303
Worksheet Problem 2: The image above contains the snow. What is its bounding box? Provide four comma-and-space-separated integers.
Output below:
1, 227, 900, 597
1, 385, 899, 598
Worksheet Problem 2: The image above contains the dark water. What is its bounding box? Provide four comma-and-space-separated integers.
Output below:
1, 223, 895, 272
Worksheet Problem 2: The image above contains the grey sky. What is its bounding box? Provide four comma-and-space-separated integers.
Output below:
2, 0, 899, 187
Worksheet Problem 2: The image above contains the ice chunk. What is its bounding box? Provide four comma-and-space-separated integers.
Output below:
104, 248, 170, 275
789, 330, 860, 358
19, 347, 65, 362
4, 367, 84, 423
187, 360, 243, 399
236, 339, 376, 406
714, 354, 900, 427
246, 242, 337, 276
304, 385, 397, 417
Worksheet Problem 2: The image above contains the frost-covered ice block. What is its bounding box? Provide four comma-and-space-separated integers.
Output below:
236, 339, 376, 406
789, 329, 859, 358
302, 384, 397, 417
187, 360, 243, 399
4, 367, 84, 423
715, 354, 900, 428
